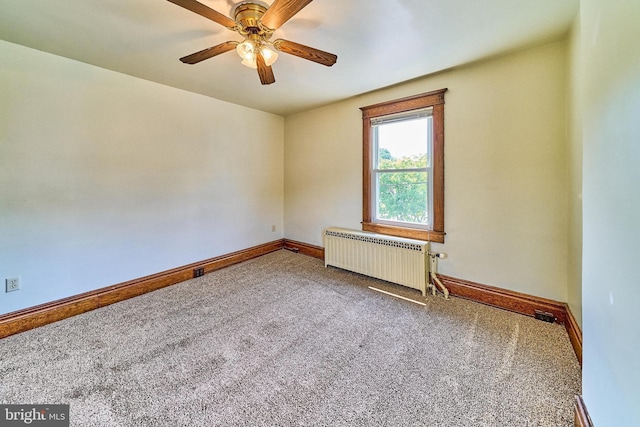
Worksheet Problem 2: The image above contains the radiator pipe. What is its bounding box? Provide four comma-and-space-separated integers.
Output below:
428, 252, 450, 299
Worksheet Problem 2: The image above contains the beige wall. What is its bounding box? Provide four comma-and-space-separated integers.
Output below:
285, 41, 569, 301
0, 40, 284, 315
567, 17, 583, 328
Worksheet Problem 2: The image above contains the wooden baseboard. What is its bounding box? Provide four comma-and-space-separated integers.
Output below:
575, 395, 593, 427
565, 304, 583, 366
438, 274, 583, 365
283, 239, 324, 259
2, 237, 583, 367
438, 274, 568, 323
283, 238, 585, 365
278, 240, 585, 365
0, 239, 284, 339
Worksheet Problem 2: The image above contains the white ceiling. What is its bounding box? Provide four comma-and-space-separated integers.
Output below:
0, 0, 578, 116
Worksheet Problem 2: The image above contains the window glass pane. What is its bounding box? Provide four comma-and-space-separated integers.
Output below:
376, 116, 429, 170
376, 171, 429, 225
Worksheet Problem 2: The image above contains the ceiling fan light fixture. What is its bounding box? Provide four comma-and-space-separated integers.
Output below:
237, 38, 278, 69
260, 43, 278, 66
236, 38, 257, 62
241, 58, 258, 69
168, 0, 337, 85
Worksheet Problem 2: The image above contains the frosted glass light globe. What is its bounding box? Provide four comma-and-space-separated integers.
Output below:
236, 39, 257, 61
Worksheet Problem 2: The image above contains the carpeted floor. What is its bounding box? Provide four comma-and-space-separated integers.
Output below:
0, 250, 581, 426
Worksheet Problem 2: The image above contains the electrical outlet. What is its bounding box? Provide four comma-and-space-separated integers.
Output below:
6, 277, 20, 292
271, 224, 276, 232
193, 268, 204, 278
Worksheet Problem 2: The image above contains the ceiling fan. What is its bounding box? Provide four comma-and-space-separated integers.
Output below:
167, 0, 337, 85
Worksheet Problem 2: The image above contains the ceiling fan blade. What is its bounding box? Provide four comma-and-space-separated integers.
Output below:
180, 41, 238, 64
256, 52, 276, 85
167, 0, 237, 29
273, 39, 337, 67
261, 0, 313, 30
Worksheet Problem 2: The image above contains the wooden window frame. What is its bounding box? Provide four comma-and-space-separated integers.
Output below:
360, 88, 447, 243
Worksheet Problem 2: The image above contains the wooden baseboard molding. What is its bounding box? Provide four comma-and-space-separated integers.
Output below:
438, 274, 568, 323
565, 304, 583, 366
3, 237, 583, 366
575, 395, 593, 427
282, 238, 585, 365
283, 239, 325, 259
278, 239, 585, 365
437, 274, 583, 365
0, 239, 285, 339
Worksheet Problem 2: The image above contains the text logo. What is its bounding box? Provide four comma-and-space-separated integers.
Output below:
0, 405, 69, 426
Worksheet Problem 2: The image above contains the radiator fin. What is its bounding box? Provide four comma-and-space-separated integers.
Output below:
324, 227, 429, 295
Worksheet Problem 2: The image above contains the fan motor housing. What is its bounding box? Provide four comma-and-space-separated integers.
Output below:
234, 3, 267, 31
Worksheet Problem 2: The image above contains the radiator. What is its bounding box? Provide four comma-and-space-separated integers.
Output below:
324, 227, 429, 295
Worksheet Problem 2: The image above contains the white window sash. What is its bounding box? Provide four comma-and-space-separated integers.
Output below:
371, 109, 434, 228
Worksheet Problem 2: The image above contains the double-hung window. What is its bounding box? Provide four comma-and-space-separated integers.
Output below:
361, 89, 447, 243
372, 109, 433, 227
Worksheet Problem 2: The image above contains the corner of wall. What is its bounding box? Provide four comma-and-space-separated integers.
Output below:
566, 12, 583, 329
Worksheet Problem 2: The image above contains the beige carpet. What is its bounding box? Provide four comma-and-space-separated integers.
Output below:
0, 250, 581, 426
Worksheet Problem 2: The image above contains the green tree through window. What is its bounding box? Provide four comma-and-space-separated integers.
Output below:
377, 152, 428, 224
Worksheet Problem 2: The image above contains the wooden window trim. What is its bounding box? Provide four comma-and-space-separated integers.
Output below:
360, 88, 447, 243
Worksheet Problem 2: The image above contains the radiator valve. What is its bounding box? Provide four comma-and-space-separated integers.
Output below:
428, 252, 449, 299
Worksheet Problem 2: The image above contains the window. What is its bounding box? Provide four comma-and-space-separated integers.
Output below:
360, 89, 447, 243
